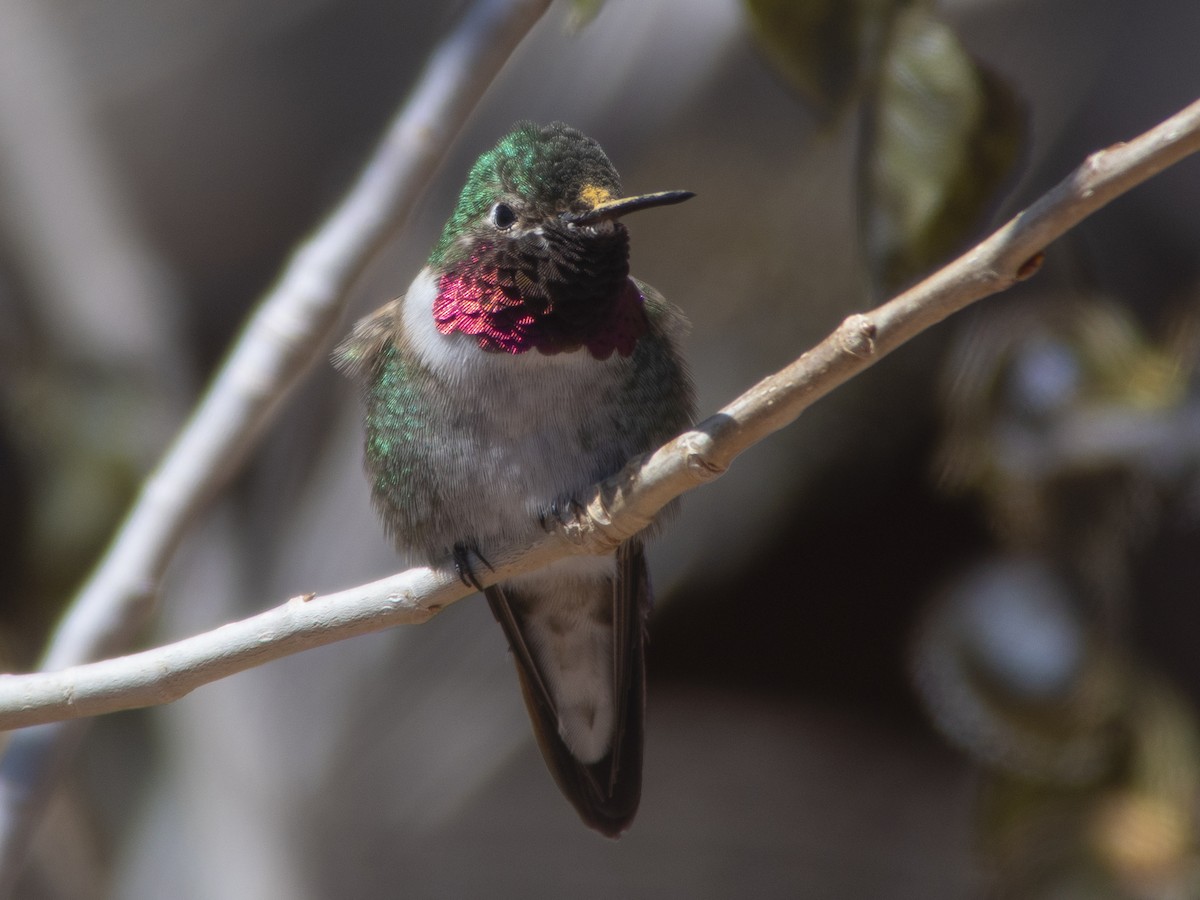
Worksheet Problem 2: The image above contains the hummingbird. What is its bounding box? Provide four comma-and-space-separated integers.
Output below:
335, 122, 695, 836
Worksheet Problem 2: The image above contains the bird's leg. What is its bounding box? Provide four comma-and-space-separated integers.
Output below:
452, 540, 493, 591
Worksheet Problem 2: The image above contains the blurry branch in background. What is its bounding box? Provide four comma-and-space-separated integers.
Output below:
0, 0, 190, 609
0, 0, 553, 893
1, 95, 1199, 733
0, 1, 185, 379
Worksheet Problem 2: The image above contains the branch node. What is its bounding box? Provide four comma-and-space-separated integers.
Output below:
685, 451, 726, 481
839, 314, 878, 359
386, 589, 419, 607
559, 518, 591, 545
578, 489, 652, 549
1016, 251, 1045, 281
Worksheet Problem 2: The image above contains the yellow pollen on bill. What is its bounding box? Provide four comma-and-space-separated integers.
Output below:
578, 184, 614, 208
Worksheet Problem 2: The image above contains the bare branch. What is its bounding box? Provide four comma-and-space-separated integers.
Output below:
0, 0, 552, 892
2, 96, 1198, 734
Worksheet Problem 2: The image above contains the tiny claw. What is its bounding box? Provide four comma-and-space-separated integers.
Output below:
452, 541, 494, 592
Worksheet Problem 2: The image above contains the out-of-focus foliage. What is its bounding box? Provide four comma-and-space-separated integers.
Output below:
744, 0, 1025, 296
743, 0, 894, 117
911, 557, 1121, 784
859, 4, 1024, 294
7, 370, 144, 599
935, 295, 1189, 571
567, 0, 605, 32
0, 353, 159, 655
980, 674, 1200, 899
913, 290, 1200, 896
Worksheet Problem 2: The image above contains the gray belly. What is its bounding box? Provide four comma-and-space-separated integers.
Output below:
425, 356, 631, 556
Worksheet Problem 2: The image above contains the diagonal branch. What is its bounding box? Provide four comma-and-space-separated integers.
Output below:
2, 95, 1198, 733
0, 0, 552, 893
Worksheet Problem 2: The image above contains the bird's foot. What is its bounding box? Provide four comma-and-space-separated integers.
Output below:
451, 541, 493, 591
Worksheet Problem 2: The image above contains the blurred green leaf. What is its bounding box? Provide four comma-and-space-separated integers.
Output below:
978, 674, 1200, 898
743, 0, 898, 118
566, 0, 605, 33
3, 366, 144, 614
859, 3, 1024, 296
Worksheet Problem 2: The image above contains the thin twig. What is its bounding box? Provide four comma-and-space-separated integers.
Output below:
0, 1, 552, 893
2, 96, 1198, 733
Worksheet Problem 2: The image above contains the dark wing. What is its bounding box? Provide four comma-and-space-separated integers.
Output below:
485, 540, 650, 838
332, 298, 401, 381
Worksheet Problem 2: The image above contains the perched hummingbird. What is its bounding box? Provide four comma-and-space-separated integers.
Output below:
335, 122, 695, 836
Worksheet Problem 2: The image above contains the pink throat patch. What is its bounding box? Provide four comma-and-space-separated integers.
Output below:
433, 271, 648, 359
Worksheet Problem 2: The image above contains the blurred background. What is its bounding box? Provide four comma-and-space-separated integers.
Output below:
1, 0, 1199, 896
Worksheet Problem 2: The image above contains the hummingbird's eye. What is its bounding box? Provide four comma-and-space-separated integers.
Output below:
491, 202, 517, 230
